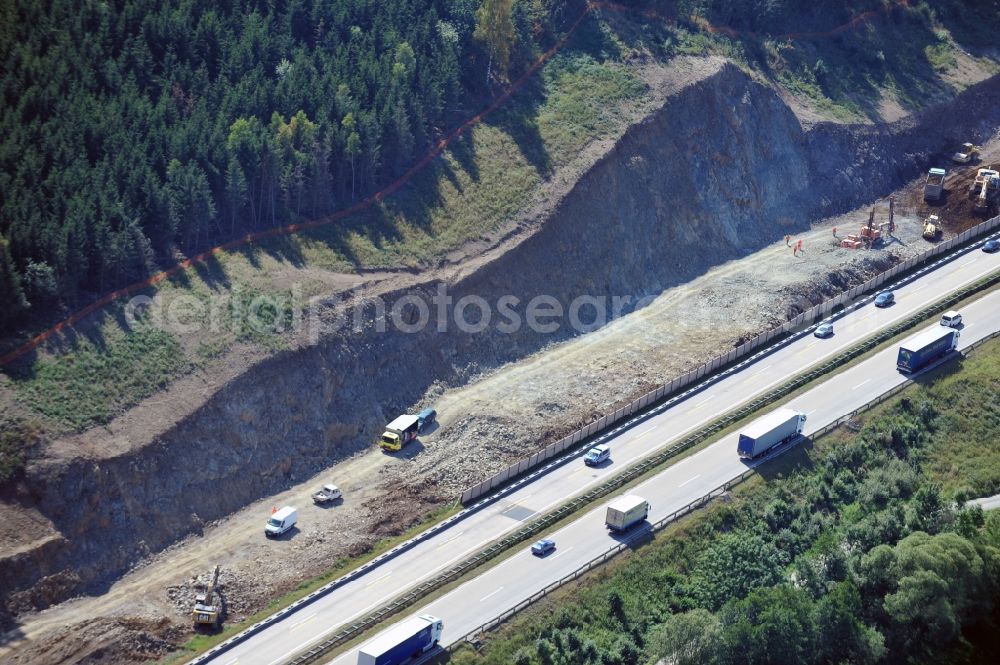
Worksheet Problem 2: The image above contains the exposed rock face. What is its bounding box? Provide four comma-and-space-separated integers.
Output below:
4, 62, 1000, 618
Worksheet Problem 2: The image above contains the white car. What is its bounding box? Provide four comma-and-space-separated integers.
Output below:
814, 323, 834, 338
311, 484, 342, 504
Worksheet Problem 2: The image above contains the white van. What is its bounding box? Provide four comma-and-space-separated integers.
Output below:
940, 311, 962, 328
584, 444, 611, 467
265, 506, 298, 538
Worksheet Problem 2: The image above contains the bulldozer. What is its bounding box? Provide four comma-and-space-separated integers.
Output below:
922, 215, 941, 241
192, 565, 221, 629
968, 166, 999, 215
952, 142, 980, 164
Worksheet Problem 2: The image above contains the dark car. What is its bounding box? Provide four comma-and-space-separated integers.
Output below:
531, 538, 556, 556
874, 291, 895, 307
417, 407, 437, 432
984, 239, 1000, 253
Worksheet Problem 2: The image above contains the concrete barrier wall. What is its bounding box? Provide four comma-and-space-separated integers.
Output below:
459, 217, 1000, 504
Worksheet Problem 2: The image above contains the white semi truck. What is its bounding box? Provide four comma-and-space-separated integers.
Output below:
357, 614, 443, 665
737, 408, 807, 459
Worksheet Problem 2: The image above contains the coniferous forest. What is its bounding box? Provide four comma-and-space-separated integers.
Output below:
0, 0, 568, 325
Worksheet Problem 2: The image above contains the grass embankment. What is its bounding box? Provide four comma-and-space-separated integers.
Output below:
448, 336, 1000, 665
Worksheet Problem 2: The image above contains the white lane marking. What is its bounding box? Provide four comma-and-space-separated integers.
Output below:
960, 258, 979, 269
435, 531, 465, 549
289, 612, 317, 631
550, 546, 574, 560
851, 378, 872, 391
749, 364, 772, 376
635, 425, 657, 437
679, 474, 702, 488
806, 409, 817, 416
480, 586, 504, 602
365, 571, 392, 587
691, 395, 714, 408
224, 659, 239, 665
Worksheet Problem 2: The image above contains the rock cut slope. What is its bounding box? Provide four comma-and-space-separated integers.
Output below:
4, 55, 1000, 664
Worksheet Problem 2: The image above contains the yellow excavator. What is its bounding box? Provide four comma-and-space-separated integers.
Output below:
192, 565, 221, 629
922, 215, 941, 241
969, 167, 999, 214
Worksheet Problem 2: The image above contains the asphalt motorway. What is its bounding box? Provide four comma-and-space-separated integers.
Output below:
208, 243, 1000, 665
324, 285, 1000, 665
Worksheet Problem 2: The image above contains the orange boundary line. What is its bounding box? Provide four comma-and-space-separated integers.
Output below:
0, 1, 897, 367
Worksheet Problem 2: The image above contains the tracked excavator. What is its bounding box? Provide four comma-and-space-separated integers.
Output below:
192, 565, 221, 629
969, 167, 1000, 215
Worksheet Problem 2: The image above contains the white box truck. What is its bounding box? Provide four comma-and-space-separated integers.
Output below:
737, 408, 806, 459
605, 495, 650, 532
264, 506, 297, 538
357, 614, 443, 665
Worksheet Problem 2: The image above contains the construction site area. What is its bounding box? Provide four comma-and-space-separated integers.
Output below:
3, 29, 1000, 665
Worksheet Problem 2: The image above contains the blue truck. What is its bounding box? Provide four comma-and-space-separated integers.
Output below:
357, 614, 443, 665
896, 327, 959, 373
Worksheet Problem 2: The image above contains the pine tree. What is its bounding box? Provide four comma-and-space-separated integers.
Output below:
0, 235, 29, 321
224, 157, 249, 235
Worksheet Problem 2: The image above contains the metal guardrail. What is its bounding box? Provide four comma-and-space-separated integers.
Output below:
460, 216, 1000, 504
450, 328, 1000, 648
281, 269, 1000, 665
190, 223, 1000, 665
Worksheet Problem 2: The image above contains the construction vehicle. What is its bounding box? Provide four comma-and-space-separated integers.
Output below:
952, 142, 980, 164
859, 207, 883, 246
923, 167, 946, 202
922, 215, 941, 240
843, 197, 893, 250
379, 414, 420, 451
968, 167, 1000, 214
192, 565, 221, 629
